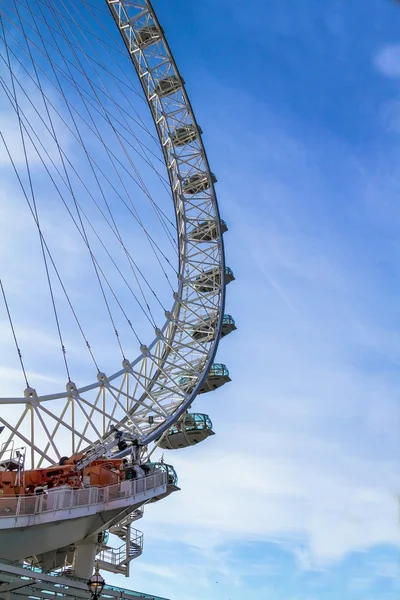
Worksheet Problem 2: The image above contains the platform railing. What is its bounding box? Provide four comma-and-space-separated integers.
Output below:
97, 526, 143, 566
0, 471, 166, 518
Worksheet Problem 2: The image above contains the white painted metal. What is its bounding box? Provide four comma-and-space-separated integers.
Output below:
0, 0, 228, 468
0, 560, 171, 600
0, 471, 166, 562
97, 515, 143, 576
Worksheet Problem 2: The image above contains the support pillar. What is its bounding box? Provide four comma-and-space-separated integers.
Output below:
39, 550, 56, 571
74, 537, 98, 580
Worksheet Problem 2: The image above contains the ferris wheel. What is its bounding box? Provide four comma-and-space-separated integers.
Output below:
0, 0, 236, 469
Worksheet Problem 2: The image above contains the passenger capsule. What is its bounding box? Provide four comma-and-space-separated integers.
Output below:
192, 313, 237, 342
156, 413, 215, 450
189, 219, 228, 242
136, 24, 161, 47
170, 124, 202, 146
194, 266, 235, 293
145, 462, 180, 503
154, 75, 182, 98
182, 171, 217, 195
179, 363, 231, 395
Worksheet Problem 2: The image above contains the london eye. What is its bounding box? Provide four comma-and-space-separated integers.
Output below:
0, 0, 235, 594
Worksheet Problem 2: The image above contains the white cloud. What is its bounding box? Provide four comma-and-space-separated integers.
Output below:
133, 562, 180, 580
144, 441, 399, 565
374, 44, 400, 78
2, 11, 400, 600
379, 100, 400, 133
129, 85, 400, 582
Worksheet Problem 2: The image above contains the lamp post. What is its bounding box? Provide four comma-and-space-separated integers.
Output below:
87, 564, 105, 600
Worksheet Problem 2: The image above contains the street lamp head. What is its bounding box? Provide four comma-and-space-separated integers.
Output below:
87, 564, 105, 599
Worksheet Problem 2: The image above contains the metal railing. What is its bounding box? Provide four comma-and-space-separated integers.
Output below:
97, 526, 143, 564
0, 471, 165, 518
110, 507, 144, 532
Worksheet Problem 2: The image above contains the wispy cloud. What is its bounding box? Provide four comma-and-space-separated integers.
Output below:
374, 44, 400, 79
119, 63, 400, 596
2, 2, 400, 600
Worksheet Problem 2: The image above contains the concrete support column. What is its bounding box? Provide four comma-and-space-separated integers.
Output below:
74, 537, 98, 580
40, 550, 56, 571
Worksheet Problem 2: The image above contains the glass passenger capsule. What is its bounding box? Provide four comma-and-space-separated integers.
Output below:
156, 413, 215, 450
194, 266, 235, 293
192, 313, 237, 342
135, 24, 161, 47
179, 363, 231, 395
170, 124, 202, 146
189, 219, 228, 242
154, 75, 182, 98
145, 462, 180, 503
182, 171, 217, 195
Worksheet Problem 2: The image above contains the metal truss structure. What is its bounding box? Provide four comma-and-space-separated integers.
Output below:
0, 0, 228, 467
0, 559, 171, 600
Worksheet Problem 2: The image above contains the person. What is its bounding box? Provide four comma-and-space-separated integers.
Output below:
132, 463, 145, 492
125, 465, 136, 480
121, 458, 136, 481
34, 485, 47, 513
141, 463, 152, 475
134, 464, 145, 479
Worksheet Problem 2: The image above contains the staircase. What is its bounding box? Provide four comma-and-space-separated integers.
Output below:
109, 508, 143, 538
96, 509, 144, 576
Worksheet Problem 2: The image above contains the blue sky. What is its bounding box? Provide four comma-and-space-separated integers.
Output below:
104, 1, 400, 599
2, 0, 400, 598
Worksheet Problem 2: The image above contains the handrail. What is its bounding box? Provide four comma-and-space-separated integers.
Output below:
97, 526, 143, 565
0, 471, 166, 518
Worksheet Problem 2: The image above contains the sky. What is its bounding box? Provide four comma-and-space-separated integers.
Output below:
2, 0, 400, 598
103, 0, 400, 599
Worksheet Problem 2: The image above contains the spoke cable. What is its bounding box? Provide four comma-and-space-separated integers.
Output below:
1, 14, 71, 381
0, 279, 30, 389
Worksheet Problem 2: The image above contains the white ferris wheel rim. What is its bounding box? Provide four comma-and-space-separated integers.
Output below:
0, 0, 227, 463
